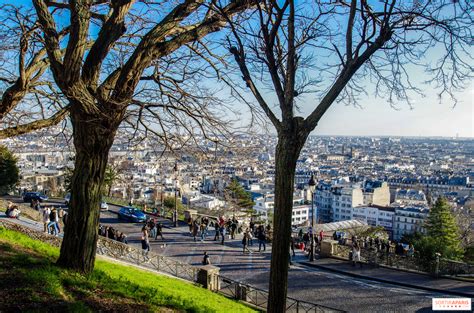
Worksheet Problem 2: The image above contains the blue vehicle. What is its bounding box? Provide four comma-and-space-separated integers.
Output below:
118, 207, 146, 223
23, 192, 49, 203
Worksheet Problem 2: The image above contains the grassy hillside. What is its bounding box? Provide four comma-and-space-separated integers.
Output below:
0, 226, 256, 313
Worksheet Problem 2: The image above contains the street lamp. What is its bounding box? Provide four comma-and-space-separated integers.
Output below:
161, 182, 165, 217
308, 174, 316, 262
174, 162, 178, 227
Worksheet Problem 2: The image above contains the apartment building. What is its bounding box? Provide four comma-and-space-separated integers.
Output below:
392, 205, 430, 241
352, 205, 395, 238
253, 194, 311, 226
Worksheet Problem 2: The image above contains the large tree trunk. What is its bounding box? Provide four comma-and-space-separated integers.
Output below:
57, 105, 118, 274
268, 130, 306, 313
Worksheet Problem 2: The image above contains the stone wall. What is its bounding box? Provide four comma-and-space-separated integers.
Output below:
0, 219, 62, 247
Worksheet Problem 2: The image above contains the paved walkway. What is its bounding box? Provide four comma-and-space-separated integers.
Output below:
301, 258, 474, 298
2, 209, 474, 312
4, 210, 473, 298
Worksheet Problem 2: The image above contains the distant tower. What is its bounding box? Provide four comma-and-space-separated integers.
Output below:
342, 144, 345, 155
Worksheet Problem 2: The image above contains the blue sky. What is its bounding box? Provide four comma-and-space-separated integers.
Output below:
304, 84, 473, 138
3, 0, 472, 138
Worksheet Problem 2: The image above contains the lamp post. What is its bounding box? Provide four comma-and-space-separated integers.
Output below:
308, 174, 316, 262
161, 182, 165, 217
174, 162, 178, 227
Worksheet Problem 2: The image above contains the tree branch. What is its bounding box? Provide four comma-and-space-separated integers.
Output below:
82, 0, 134, 88
63, 0, 92, 84
32, 0, 64, 81
0, 106, 69, 139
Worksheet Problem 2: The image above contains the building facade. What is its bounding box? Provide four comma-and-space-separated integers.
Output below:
392, 205, 430, 241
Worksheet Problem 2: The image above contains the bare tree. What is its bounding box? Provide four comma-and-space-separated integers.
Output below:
216, 0, 472, 311
0, 4, 69, 138
0, 0, 257, 274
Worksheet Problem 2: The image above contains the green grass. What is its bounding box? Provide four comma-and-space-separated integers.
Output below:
0, 226, 256, 313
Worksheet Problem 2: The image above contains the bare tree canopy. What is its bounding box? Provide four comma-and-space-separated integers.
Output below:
0, 0, 257, 274
0, 0, 259, 143
214, 0, 472, 311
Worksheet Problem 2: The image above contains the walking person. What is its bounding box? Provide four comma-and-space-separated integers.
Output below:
47, 208, 59, 236
213, 220, 220, 241
352, 241, 362, 267
192, 220, 199, 242
257, 225, 266, 252
155, 222, 164, 240
302, 232, 309, 250
200, 222, 207, 242
56, 208, 64, 234
141, 225, 150, 262
290, 236, 296, 257
247, 228, 254, 246
148, 219, 156, 239
242, 231, 252, 253
230, 219, 237, 239
220, 224, 226, 245
42, 207, 51, 233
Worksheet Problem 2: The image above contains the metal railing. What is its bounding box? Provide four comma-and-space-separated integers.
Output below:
216, 275, 345, 313
96, 236, 198, 281
332, 242, 474, 277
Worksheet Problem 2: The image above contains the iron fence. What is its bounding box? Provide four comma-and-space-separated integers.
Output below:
96, 236, 198, 281
216, 275, 345, 313
332, 242, 474, 277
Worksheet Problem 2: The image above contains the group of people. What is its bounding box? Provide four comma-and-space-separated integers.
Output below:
187, 215, 236, 244
4, 201, 21, 218
98, 224, 129, 244
294, 228, 324, 254
146, 218, 164, 241
349, 235, 417, 267
188, 216, 211, 242
139, 218, 167, 261
239, 224, 269, 253
41, 206, 66, 236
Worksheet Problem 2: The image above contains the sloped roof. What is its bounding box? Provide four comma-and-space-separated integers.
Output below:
298, 219, 368, 233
